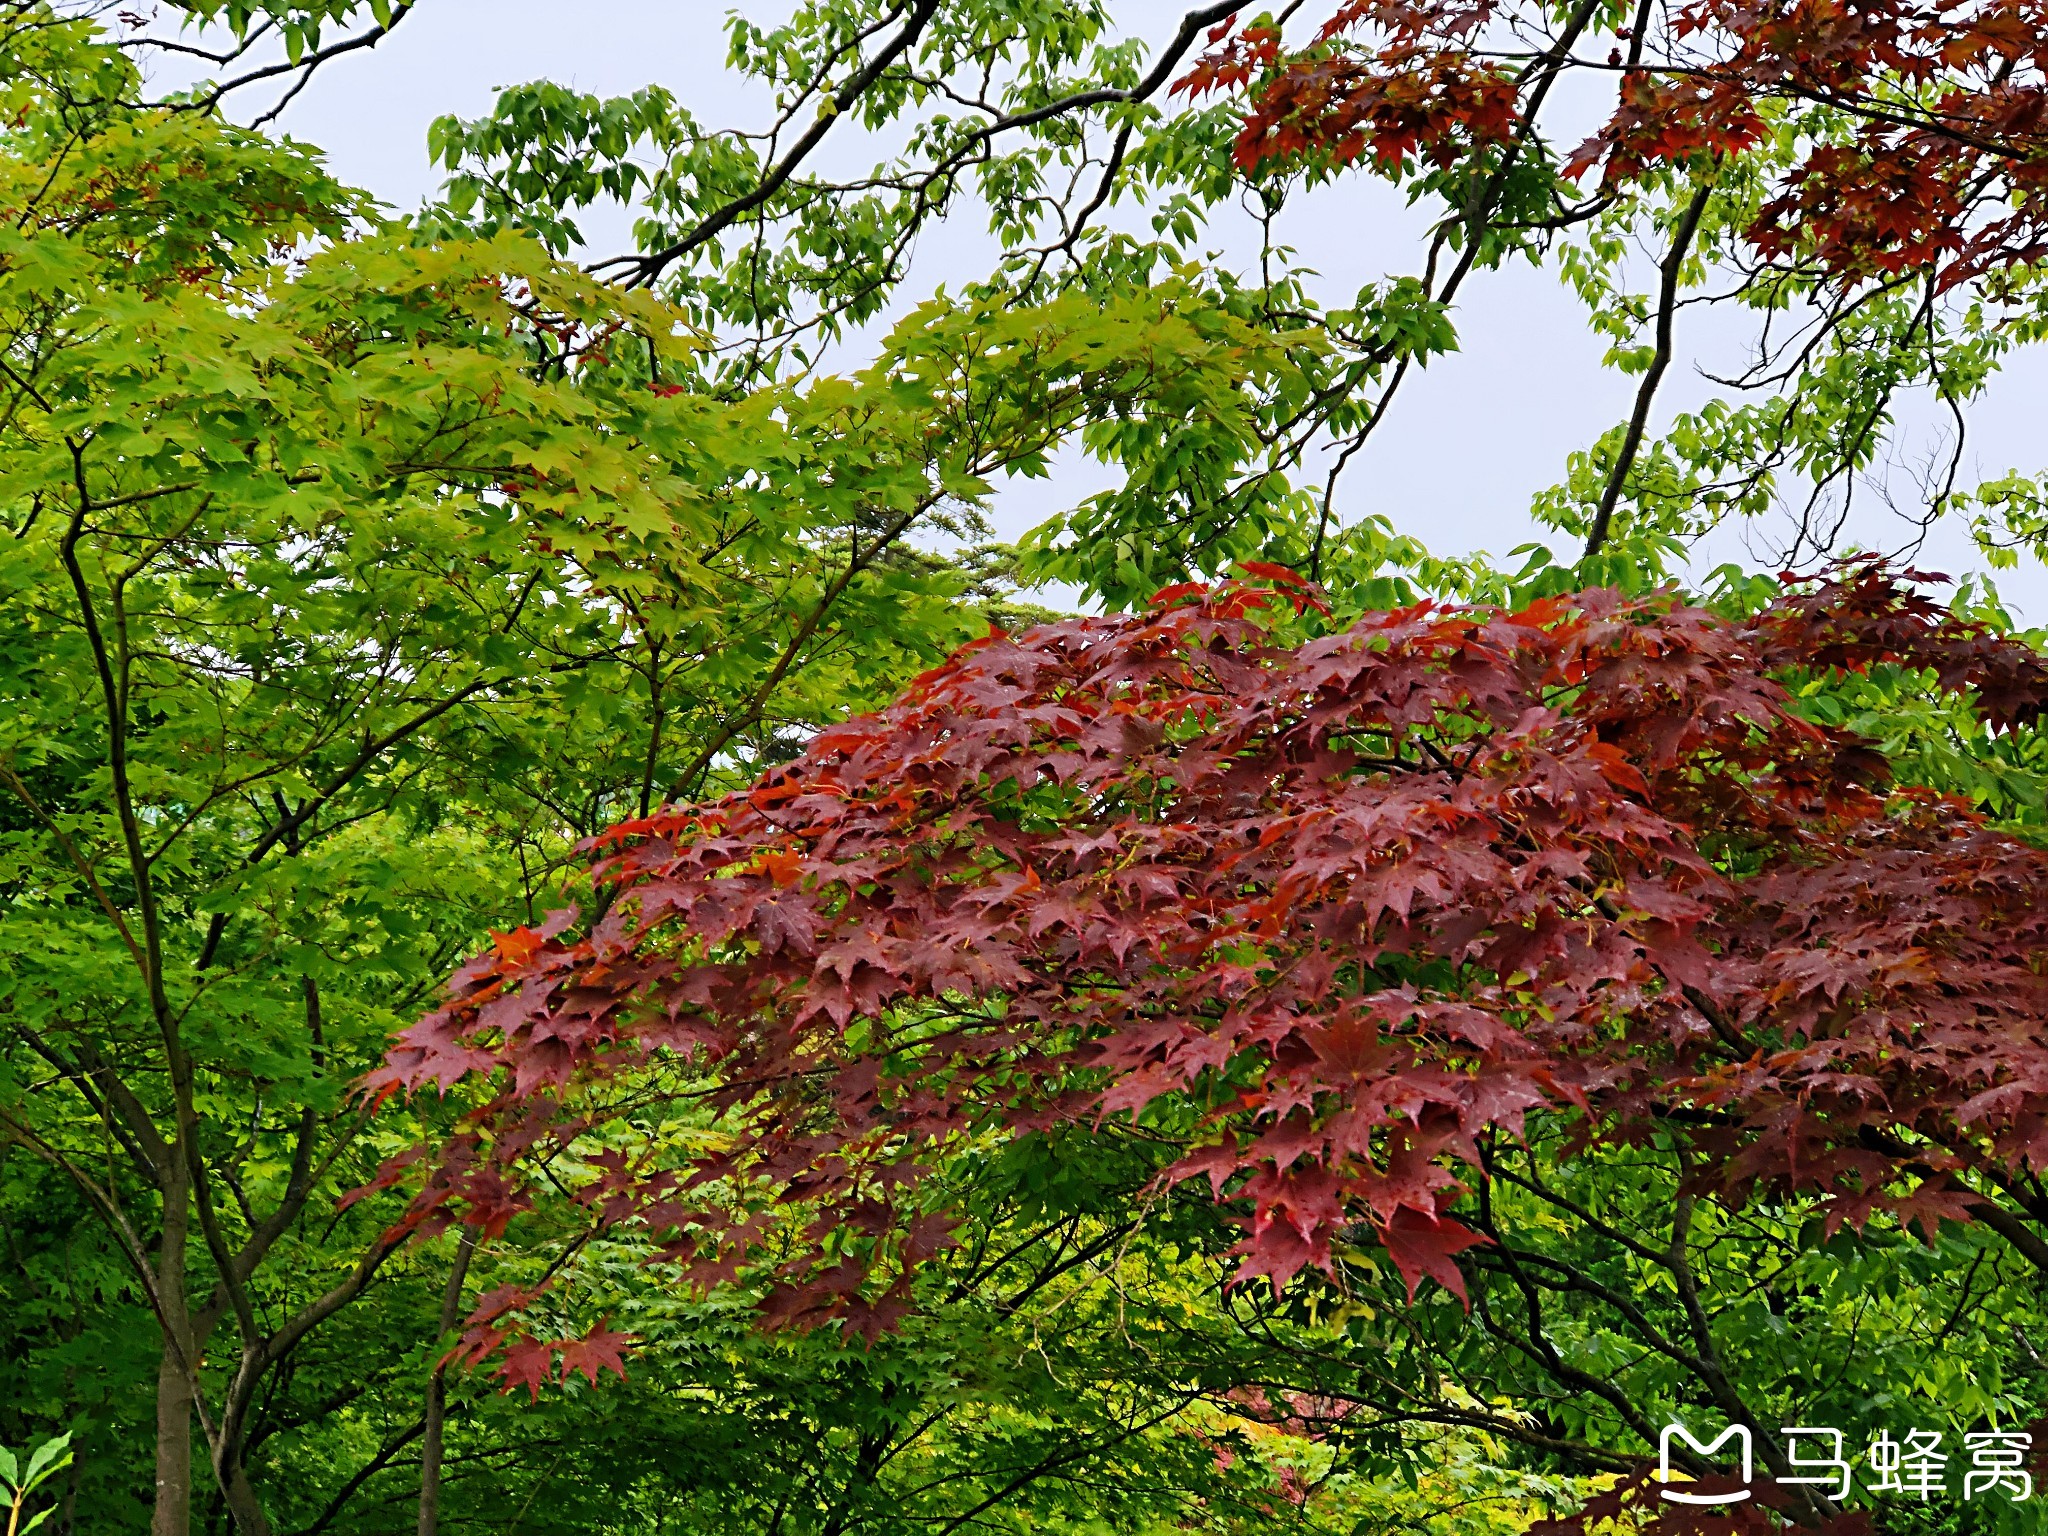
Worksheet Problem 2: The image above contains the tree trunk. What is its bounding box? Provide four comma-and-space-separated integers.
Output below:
217, 1458, 272, 1536
152, 1152, 199, 1536
152, 1333, 194, 1536
417, 1230, 477, 1536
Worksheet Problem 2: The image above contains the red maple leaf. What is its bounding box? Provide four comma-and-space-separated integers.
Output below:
1378, 1206, 1490, 1303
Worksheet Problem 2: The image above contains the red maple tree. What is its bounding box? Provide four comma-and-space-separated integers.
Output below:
370, 566, 2048, 1407
1180, 0, 2048, 290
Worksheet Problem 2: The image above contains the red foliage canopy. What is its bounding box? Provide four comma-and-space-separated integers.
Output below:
372, 568, 2048, 1358
1181, 0, 2048, 289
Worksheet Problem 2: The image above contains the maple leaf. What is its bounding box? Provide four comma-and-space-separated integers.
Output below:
555, 1324, 638, 1387
489, 926, 546, 967
1886, 1177, 1983, 1245
1378, 1206, 1489, 1304
496, 1335, 556, 1402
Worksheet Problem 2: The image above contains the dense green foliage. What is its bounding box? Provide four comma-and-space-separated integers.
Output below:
1, 2, 2046, 1534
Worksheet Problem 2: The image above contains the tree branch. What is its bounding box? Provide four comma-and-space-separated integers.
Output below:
1584, 176, 1714, 558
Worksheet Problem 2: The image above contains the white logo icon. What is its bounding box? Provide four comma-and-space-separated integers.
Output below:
1660, 1423, 1753, 1504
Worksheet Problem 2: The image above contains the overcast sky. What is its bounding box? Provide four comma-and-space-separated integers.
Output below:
148, 0, 2048, 618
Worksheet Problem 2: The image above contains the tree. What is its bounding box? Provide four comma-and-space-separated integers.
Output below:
176, 0, 1474, 609
0, 9, 1353, 1532
1180, 0, 2048, 571
14, 1, 2048, 1531
380, 565, 2048, 1528
4, 3, 1441, 1531
115, 0, 2048, 594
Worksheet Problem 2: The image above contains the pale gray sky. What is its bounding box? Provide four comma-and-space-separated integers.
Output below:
150, 0, 2048, 617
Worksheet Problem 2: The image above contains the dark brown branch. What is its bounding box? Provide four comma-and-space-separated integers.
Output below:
293, 1417, 429, 1536
599, 1, 1245, 289
597, 0, 946, 288
1584, 176, 1714, 559
664, 503, 926, 801
193, 5, 417, 113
